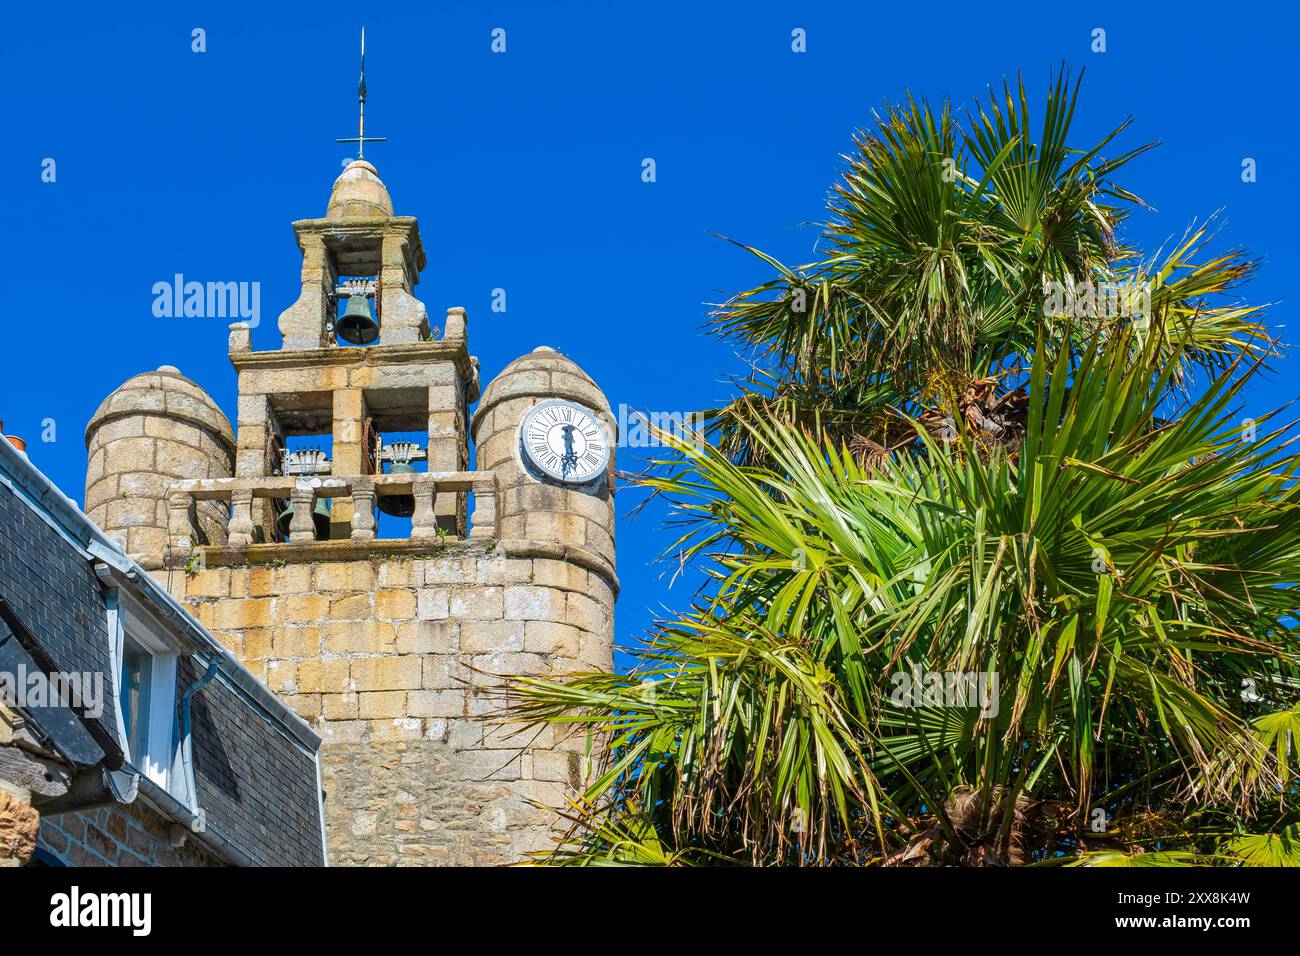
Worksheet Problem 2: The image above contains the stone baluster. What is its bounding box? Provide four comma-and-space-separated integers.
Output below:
288, 484, 318, 542
167, 493, 193, 551
350, 479, 377, 542
227, 488, 255, 548
410, 477, 437, 542
470, 476, 497, 540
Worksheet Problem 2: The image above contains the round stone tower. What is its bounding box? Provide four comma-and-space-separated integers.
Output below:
85, 366, 235, 568
472, 346, 616, 669
473, 347, 615, 558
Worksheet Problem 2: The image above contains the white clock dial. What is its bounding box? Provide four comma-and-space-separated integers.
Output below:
520, 400, 610, 484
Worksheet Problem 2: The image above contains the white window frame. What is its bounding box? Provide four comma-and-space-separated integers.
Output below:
105, 586, 197, 809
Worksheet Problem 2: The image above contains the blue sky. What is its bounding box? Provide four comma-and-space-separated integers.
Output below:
3, 1, 1297, 662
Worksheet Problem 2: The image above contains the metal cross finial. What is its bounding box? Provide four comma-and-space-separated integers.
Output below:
337, 27, 387, 159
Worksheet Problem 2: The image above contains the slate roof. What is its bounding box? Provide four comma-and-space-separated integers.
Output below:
0, 472, 119, 737
0, 438, 326, 866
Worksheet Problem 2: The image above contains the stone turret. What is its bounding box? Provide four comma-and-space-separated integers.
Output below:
474, 347, 615, 560
472, 346, 616, 671
85, 366, 234, 568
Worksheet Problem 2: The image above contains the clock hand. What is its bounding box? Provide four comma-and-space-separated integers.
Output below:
560, 424, 578, 477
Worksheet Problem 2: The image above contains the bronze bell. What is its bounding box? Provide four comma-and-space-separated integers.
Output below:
376, 461, 416, 517
276, 497, 332, 540
336, 294, 379, 345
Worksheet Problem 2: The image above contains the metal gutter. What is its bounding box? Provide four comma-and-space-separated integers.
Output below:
314, 750, 330, 868
178, 656, 220, 812
136, 775, 254, 868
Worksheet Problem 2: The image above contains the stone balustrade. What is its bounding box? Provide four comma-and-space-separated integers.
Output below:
165, 471, 498, 552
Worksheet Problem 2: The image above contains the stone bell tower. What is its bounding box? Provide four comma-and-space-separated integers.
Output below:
86, 137, 617, 862
233, 157, 471, 541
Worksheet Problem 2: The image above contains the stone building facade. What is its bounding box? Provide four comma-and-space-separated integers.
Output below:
84, 160, 617, 865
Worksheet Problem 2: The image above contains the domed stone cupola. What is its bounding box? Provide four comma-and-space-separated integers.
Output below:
85, 366, 235, 568
327, 159, 393, 219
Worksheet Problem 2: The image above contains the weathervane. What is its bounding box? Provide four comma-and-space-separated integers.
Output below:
337, 27, 386, 159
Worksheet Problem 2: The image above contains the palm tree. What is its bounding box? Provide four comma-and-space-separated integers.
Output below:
709, 70, 1269, 466
501, 70, 1300, 866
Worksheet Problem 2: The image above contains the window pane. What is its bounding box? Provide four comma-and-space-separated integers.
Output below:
119, 642, 152, 766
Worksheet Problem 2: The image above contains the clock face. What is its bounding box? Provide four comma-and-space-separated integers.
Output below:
520, 400, 610, 484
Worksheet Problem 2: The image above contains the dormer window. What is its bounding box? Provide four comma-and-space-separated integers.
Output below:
117, 629, 179, 793
108, 587, 195, 808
